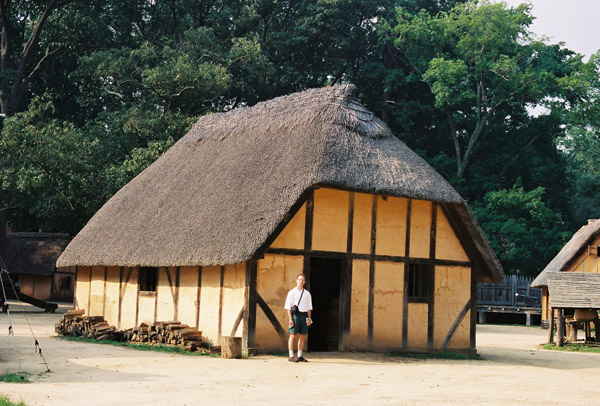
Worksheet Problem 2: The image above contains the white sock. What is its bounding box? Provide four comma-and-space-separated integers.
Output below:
289, 350, 294, 357
298, 350, 303, 357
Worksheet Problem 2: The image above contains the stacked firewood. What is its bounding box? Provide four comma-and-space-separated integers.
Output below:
55, 310, 123, 341
55, 312, 219, 353
125, 321, 208, 352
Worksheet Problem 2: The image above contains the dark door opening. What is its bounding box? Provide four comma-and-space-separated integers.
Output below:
308, 257, 342, 352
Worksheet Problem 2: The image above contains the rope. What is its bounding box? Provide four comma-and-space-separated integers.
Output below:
0, 254, 51, 373
0, 260, 24, 380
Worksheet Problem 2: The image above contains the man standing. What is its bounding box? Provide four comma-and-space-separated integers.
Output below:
284, 273, 313, 362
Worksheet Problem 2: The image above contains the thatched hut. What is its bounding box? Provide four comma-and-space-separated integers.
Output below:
57, 84, 503, 354
4, 232, 73, 301
532, 219, 600, 323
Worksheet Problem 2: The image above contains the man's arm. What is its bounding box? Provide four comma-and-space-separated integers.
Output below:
288, 309, 294, 327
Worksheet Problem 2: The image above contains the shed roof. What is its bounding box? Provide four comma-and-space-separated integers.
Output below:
547, 272, 600, 309
5, 233, 69, 276
531, 219, 600, 288
57, 84, 503, 282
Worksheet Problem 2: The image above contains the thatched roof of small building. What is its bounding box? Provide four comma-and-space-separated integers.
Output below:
531, 219, 600, 288
57, 84, 503, 282
5, 233, 69, 276
547, 272, 600, 309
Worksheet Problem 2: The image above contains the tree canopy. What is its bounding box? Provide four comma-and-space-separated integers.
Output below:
1, 0, 599, 277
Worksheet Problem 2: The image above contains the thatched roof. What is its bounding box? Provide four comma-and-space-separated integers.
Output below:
57, 84, 503, 282
547, 272, 600, 309
5, 233, 69, 276
531, 219, 600, 288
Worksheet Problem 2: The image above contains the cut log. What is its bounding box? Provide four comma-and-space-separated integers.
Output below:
221, 336, 242, 359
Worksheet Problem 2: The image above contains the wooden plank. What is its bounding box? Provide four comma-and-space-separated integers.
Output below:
135, 268, 140, 326
405, 199, 412, 257
175, 267, 180, 321
87, 266, 92, 315
265, 247, 471, 267
102, 266, 108, 318
256, 292, 288, 347
442, 299, 472, 350
230, 306, 245, 337
253, 188, 313, 260
367, 194, 377, 346
196, 266, 202, 329
153, 268, 159, 323
470, 266, 477, 351
218, 265, 224, 345
557, 308, 565, 347
244, 260, 257, 350
339, 259, 352, 350
427, 265, 434, 350
339, 192, 354, 350
118, 267, 132, 329
427, 204, 437, 350
402, 201, 411, 350
303, 190, 314, 287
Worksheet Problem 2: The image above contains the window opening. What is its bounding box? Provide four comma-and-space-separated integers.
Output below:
407, 263, 431, 302
138, 267, 157, 292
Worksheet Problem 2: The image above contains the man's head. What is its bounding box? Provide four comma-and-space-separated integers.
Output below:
296, 274, 306, 289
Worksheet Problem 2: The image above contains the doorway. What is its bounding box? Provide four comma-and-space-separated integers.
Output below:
308, 257, 342, 351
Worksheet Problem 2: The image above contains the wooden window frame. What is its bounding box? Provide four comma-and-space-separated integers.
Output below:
407, 263, 432, 303
138, 267, 158, 294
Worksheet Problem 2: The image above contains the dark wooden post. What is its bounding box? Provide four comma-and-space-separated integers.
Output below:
557, 308, 565, 347
547, 307, 554, 344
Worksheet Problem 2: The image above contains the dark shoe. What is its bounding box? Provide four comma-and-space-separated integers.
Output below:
297, 356, 308, 362
288, 356, 298, 362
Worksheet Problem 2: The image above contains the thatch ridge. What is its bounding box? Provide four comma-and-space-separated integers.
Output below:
57, 84, 502, 282
531, 219, 600, 288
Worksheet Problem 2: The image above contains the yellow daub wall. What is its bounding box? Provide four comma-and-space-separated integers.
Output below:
375, 196, 406, 257
372, 261, 404, 349
120, 268, 138, 328
255, 254, 303, 350
198, 266, 222, 345
312, 188, 349, 252
178, 266, 199, 328
73, 264, 245, 346
74, 266, 90, 312
89, 266, 105, 316
433, 266, 471, 349
352, 193, 372, 254
222, 263, 246, 337
103, 267, 120, 326
271, 203, 306, 249
410, 200, 431, 258
436, 206, 468, 262
155, 267, 174, 322
348, 259, 369, 349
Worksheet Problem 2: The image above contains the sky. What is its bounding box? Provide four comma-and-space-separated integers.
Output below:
498, 0, 600, 60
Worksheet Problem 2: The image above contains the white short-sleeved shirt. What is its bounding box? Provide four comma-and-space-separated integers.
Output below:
284, 288, 313, 312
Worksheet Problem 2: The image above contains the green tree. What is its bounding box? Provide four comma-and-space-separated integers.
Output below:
472, 181, 570, 276
385, 0, 580, 179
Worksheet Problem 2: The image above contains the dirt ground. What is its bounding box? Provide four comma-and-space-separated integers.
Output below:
0, 302, 598, 406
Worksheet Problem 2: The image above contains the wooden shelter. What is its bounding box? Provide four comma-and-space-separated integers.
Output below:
531, 219, 600, 322
3, 232, 73, 301
545, 273, 600, 345
57, 84, 503, 354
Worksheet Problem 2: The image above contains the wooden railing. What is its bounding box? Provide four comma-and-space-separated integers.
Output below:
477, 275, 541, 308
